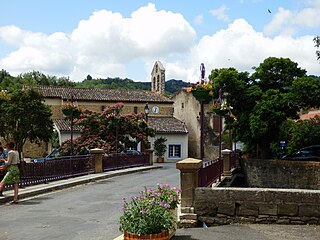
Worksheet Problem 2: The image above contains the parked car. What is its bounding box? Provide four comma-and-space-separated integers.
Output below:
119, 149, 142, 155
32, 147, 89, 163
281, 145, 320, 161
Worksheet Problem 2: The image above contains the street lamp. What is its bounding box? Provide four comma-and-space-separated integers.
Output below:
218, 89, 223, 161
144, 103, 149, 122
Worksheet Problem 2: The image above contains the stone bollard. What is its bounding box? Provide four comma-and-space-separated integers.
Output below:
176, 158, 202, 213
144, 149, 154, 165
90, 148, 104, 173
222, 149, 232, 176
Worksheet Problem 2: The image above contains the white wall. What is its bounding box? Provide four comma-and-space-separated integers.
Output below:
150, 133, 188, 162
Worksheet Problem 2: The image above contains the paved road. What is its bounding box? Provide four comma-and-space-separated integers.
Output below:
0, 163, 179, 240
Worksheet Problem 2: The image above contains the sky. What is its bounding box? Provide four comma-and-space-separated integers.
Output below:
0, 0, 320, 83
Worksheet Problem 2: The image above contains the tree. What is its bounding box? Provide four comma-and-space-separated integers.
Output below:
208, 57, 317, 159
314, 36, 320, 61
60, 103, 155, 155
0, 88, 53, 154
274, 116, 320, 156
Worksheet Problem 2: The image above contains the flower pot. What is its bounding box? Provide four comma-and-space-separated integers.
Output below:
191, 90, 212, 103
124, 231, 170, 240
212, 108, 228, 116
157, 156, 164, 163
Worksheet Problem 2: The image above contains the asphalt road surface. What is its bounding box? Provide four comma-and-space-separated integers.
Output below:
0, 163, 179, 240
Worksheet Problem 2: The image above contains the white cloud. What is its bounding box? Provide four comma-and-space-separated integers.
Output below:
210, 5, 229, 22
194, 14, 203, 25
0, 4, 319, 83
264, 5, 320, 36
185, 19, 318, 83
0, 3, 196, 81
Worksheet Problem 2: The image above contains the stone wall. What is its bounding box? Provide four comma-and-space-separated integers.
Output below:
195, 187, 320, 226
241, 158, 320, 190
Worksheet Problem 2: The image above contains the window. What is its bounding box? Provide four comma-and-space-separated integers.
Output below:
181, 103, 184, 109
168, 144, 181, 158
133, 106, 138, 114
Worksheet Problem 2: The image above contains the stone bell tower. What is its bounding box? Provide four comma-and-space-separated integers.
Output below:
151, 61, 165, 95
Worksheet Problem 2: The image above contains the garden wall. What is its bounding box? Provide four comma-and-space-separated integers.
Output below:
241, 158, 320, 190
194, 187, 320, 226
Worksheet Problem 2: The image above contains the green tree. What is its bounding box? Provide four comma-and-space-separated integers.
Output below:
0, 88, 53, 154
314, 36, 320, 61
208, 57, 316, 159
275, 117, 320, 156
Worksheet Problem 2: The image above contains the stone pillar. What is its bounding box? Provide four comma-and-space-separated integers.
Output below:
176, 158, 202, 211
145, 149, 154, 165
90, 148, 104, 173
222, 149, 232, 176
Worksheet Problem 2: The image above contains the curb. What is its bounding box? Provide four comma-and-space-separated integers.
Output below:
0, 165, 162, 204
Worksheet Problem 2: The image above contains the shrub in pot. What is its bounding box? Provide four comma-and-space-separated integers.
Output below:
119, 183, 181, 239
153, 137, 167, 163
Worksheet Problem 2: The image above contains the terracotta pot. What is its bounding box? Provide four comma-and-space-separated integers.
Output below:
157, 157, 164, 163
124, 231, 170, 240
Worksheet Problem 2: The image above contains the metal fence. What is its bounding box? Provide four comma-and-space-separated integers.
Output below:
198, 158, 223, 187
3, 153, 150, 191
103, 153, 150, 171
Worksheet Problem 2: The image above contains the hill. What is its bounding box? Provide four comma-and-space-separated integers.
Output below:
77, 77, 189, 95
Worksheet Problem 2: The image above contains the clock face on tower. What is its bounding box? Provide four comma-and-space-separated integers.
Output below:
152, 106, 159, 114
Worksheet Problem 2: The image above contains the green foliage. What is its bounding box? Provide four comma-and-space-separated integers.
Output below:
251, 57, 306, 92
0, 88, 53, 152
291, 76, 320, 109
78, 77, 150, 90
153, 137, 167, 157
208, 57, 318, 158
165, 79, 189, 93
60, 103, 155, 155
314, 36, 320, 61
274, 117, 320, 156
119, 183, 180, 234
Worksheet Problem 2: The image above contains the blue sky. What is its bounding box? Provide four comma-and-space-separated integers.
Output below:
1, 0, 320, 82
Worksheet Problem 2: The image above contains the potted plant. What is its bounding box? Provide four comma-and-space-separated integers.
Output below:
154, 137, 167, 163
119, 183, 181, 240
187, 81, 214, 103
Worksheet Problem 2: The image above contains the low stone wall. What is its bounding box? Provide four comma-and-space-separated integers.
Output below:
195, 187, 320, 226
241, 158, 320, 190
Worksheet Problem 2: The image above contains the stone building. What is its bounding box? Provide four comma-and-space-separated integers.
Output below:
172, 88, 222, 160
151, 61, 165, 95
30, 85, 188, 162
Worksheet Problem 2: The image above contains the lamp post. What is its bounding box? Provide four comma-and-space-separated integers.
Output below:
144, 103, 149, 150
218, 89, 223, 161
144, 103, 149, 122
199, 63, 206, 160
70, 95, 75, 156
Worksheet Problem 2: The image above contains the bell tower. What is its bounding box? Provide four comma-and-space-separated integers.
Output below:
151, 61, 165, 95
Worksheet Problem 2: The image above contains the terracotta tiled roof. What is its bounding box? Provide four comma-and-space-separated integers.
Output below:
149, 117, 188, 134
54, 117, 188, 134
53, 119, 82, 132
300, 110, 320, 120
34, 85, 173, 103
